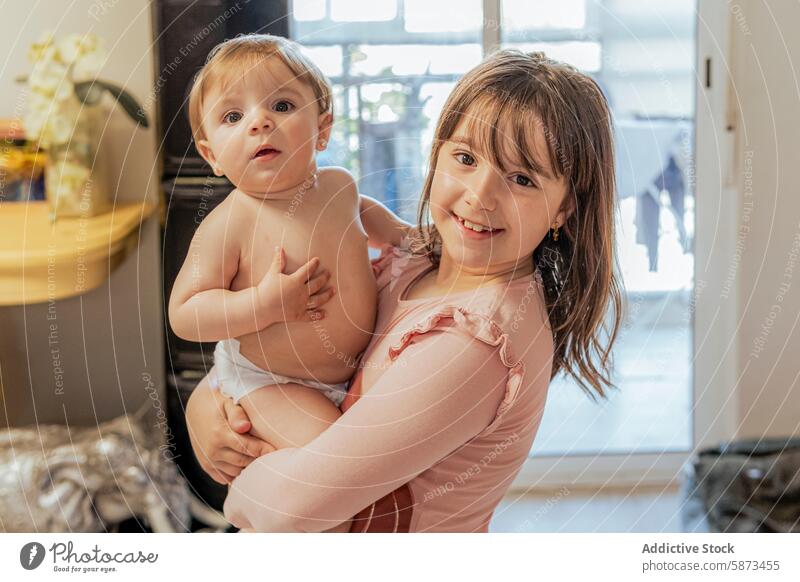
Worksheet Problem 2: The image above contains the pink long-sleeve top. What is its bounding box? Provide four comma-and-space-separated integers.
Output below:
223, 243, 554, 532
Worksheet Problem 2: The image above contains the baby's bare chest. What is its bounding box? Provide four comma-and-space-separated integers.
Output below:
230, 197, 368, 290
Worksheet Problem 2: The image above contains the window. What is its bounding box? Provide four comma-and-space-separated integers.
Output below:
291, 0, 483, 221
290, 0, 697, 459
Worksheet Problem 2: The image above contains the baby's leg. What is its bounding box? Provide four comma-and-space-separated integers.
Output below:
238, 382, 341, 449
239, 384, 351, 532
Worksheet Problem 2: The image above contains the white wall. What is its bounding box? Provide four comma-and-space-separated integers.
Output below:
730, 1, 800, 439
0, 0, 164, 427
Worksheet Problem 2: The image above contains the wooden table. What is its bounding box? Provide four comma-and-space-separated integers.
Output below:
0, 201, 156, 305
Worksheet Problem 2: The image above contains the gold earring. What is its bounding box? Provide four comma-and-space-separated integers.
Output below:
318, 139, 327, 149
551, 221, 559, 242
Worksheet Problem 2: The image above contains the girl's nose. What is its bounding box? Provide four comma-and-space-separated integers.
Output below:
466, 171, 498, 212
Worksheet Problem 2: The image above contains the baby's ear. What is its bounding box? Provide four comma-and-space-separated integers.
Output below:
317, 112, 333, 149
195, 138, 223, 176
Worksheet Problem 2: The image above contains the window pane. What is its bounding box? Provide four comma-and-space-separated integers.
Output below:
404, 0, 482, 33
505, 41, 602, 72
331, 0, 396, 22
503, 0, 586, 30
351, 44, 482, 76
298, 45, 344, 77
291, 5, 482, 223
291, 0, 325, 22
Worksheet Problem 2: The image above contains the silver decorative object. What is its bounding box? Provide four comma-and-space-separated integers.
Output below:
0, 406, 190, 532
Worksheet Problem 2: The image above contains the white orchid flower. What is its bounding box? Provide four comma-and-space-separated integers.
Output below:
72, 49, 107, 82
23, 111, 45, 142
27, 30, 55, 63
57, 34, 85, 64
77, 34, 99, 55
49, 113, 76, 146
23, 32, 145, 156
24, 93, 59, 142
29, 59, 68, 92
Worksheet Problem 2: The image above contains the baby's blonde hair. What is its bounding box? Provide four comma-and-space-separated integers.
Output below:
187, 33, 333, 143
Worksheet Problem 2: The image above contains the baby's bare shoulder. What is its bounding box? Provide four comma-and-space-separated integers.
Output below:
317, 166, 358, 205
318, 165, 356, 185
194, 189, 251, 244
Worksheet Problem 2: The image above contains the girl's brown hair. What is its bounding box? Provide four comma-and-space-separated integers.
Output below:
416, 49, 624, 400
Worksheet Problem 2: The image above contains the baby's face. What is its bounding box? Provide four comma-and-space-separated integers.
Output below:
196, 57, 331, 197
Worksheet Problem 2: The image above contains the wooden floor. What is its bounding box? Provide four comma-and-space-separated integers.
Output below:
490, 487, 684, 533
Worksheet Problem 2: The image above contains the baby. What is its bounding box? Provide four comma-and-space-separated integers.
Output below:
169, 34, 408, 456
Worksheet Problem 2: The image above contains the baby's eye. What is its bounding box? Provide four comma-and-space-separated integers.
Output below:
511, 174, 536, 188
456, 152, 476, 166
273, 101, 294, 113
222, 111, 242, 124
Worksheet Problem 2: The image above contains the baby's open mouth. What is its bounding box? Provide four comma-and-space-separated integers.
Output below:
253, 146, 280, 159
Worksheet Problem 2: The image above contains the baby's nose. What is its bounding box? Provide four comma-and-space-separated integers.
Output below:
249, 113, 272, 133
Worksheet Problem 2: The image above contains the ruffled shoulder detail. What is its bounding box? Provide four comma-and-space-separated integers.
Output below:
387, 306, 525, 436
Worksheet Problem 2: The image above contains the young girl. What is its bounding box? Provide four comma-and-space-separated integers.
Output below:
186, 49, 623, 532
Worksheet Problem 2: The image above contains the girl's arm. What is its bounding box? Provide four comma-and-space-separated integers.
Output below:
359, 194, 414, 248
223, 326, 511, 532
168, 208, 334, 342
185, 377, 351, 532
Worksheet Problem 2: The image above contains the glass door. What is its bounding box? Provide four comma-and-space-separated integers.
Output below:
501, 0, 696, 459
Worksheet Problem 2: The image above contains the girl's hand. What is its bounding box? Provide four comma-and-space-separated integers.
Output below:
256, 247, 335, 326
185, 374, 276, 485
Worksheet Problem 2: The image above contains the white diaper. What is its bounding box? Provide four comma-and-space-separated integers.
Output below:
211, 339, 349, 407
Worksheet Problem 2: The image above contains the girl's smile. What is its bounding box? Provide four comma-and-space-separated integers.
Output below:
450, 212, 504, 239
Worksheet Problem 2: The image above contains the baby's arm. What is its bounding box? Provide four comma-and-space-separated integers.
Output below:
359, 194, 414, 248
169, 205, 333, 342
169, 206, 256, 341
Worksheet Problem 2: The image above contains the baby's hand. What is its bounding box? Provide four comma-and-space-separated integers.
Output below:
256, 247, 335, 326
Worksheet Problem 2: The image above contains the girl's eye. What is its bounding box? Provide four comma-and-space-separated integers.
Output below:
456, 152, 476, 166
222, 111, 242, 124
511, 174, 536, 188
273, 101, 294, 113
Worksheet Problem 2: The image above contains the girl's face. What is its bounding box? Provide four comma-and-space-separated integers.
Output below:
429, 116, 571, 275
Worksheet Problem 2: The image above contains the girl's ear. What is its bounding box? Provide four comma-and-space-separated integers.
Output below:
316, 112, 333, 151
556, 192, 576, 228
556, 209, 569, 229
196, 139, 223, 176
